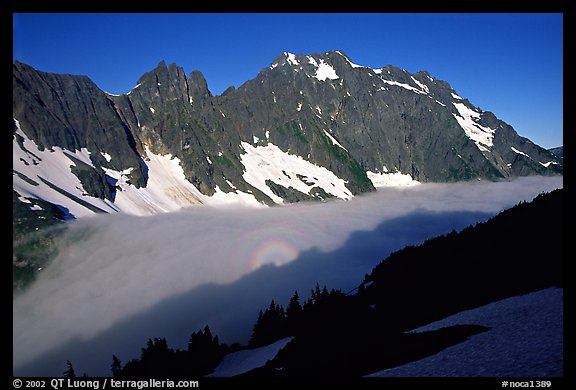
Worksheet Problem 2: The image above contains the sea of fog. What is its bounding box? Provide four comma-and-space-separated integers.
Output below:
13, 176, 563, 376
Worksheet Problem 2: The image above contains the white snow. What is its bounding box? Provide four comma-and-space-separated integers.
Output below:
208, 185, 264, 208
127, 83, 141, 95
225, 179, 237, 190
410, 76, 429, 93
452, 103, 496, 150
510, 147, 530, 158
30, 204, 43, 211
13, 119, 119, 218
220, 110, 226, 118
435, 100, 446, 107
323, 129, 348, 151
314, 59, 339, 81
206, 156, 212, 164
380, 79, 427, 95
104, 91, 121, 97
368, 288, 563, 377
307, 56, 318, 67
253, 135, 260, 144
373, 68, 383, 74
272, 92, 276, 104
284, 52, 299, 66
451, 92, 462, 100
210, 337, 294, 377
18, 196, 32, 204
240, 141, 353, 203
297, 103, 302, 112
265, 130, 270, 139
100, 152, 112, 162
103, 146, 263, 215
366, 170, 420, 187
539, 161, 559, 168
315, 106, 322, 115
149, 107, 155, 114
336, 51, 365, 69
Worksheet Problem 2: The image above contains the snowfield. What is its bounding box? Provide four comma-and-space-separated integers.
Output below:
452, 102, 496, 152
240, 141, 353, 203
12, 119, 120, 218
209, 337, 294, 377
368, 288, 563, 377
367, 170, 420, 187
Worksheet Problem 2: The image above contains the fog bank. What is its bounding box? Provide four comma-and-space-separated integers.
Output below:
13, 176, 563, 375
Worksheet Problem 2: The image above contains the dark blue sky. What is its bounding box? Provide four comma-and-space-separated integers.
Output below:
13, 13, 563, 148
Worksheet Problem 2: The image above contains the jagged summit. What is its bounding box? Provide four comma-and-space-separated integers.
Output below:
13, 51, 562, 220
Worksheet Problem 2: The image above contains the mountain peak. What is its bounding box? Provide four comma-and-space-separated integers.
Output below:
12, 55, 562, 221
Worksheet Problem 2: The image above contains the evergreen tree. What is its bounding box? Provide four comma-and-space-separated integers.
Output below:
287, 291, 301, 318
250, 299, 289, 347
111, 355, 122, 378
63, 360, 76, 378
187, 325, 223, 376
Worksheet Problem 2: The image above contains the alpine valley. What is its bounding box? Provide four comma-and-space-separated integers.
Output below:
13, 51, 562, 290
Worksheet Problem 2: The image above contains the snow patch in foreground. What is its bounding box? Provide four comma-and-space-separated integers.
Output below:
209, 337, 294, 377
368, 288, 563, 377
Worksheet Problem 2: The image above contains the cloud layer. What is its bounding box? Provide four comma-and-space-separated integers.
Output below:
13, 176, 563, 375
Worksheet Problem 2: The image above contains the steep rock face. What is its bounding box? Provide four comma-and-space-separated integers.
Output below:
12, 51, 563, 220
13, 61, 148, 192
548, 146, 563, 159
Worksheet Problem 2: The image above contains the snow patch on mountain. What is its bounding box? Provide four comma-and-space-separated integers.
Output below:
539, 161, 559, 168
100, 152, 112, 162
323, 129, 348, 151
380, 79, 427, 95
284, 52, 299, 66
13, 119, 119, 218
367, 170, 420, 187
240, 141, 353, 203
509, 147, 558, 170
314, 59, 339, 81
336, 50, 365, 69
452, 103, 496, 151
102, 148, 205, 215
410, 76, 429, 93
511, 147, 530, 158
103, 147, 262, 215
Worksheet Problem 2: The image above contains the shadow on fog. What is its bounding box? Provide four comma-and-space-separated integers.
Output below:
16, 208, 493, 376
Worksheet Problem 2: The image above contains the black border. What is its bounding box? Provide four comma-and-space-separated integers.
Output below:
8, 3, 573, 388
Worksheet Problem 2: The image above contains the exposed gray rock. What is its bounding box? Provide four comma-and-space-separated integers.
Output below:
12, 51, 563, 215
